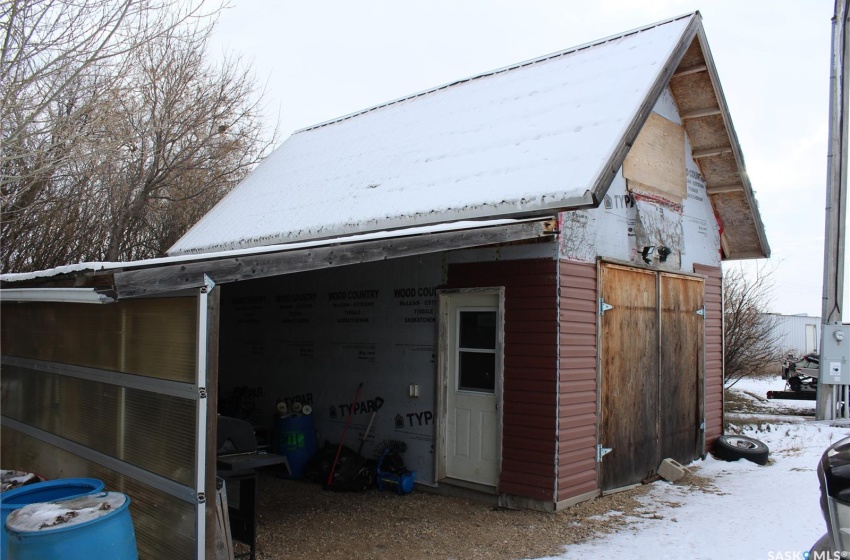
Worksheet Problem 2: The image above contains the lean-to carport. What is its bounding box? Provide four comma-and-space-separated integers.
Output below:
0, 219, 555, 557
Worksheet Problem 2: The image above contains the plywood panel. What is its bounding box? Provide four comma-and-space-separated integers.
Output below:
659, 273, 704, 463
599, 263, 659, 491
623, 112, 687, 201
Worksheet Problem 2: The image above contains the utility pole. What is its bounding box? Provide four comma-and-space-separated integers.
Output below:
817, 0, 850, 420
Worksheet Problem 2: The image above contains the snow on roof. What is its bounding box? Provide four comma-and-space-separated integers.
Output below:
170, 14, 695, 256
0, 219, 521, 283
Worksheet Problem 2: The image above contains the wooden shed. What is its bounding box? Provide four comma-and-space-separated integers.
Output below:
0, 12, 768, 557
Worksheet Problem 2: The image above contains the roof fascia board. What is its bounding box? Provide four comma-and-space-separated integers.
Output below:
174, 192, 594, 257
694, 25, 771, 258
0, 287, 115, 303
588, 13, 702, 205
114, 218, 557, 299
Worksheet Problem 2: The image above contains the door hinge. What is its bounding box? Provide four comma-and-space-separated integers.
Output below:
598, 298, 614, 316
696, 307, 706, 318
596, 444, 612, 462
700, 420, 706, 431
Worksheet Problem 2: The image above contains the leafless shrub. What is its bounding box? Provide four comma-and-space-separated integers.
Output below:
723, 262, 783, 388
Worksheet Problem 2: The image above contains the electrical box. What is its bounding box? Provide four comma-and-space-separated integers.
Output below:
820, 324, 850, 384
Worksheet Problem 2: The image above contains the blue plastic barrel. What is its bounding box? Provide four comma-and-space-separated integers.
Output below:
276, 414, 317, 478
1, 478, 104, 557
6, 492, 137, 560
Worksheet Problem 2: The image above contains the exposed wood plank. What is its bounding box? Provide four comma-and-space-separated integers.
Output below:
672, 63, 707, 77
680, 107, 722, 119
692, 146, 733, 159
706, 182, 745, 194
115, 220, 555, 298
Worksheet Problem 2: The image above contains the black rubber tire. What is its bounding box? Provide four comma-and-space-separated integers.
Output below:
789, 376, 803, 392
712, 435, 769, 465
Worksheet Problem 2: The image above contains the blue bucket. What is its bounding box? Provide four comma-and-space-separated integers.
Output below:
5, 492, 137, 560
1, 478, 104, 557
276, 414, 317, 479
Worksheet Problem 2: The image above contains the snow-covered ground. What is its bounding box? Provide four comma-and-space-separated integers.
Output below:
543, 376, 850, 560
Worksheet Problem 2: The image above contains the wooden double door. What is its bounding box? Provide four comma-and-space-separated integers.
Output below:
598, 263, 705, 491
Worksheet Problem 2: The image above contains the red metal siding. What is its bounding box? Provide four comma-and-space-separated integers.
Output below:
447, 259, 558, 502
694, 264, 723, 449
557, 260, 599, 502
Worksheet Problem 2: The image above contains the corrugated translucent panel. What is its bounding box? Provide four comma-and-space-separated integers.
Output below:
2, 366, 195, 487
0, 298, 197, 382
1, 425, 195, 559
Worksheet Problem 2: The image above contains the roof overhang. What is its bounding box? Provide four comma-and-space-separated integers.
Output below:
668, 21, 771, 260
0, 288, 115, 304
0, 218, 558, 300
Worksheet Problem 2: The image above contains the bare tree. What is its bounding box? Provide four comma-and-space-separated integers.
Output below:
1, 0, 275, 271
723, 263, 783, 388
1, 0, 213, 160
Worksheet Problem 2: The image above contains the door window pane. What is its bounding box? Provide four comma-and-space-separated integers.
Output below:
458, 352, 496, 393
459, 311, 496, 349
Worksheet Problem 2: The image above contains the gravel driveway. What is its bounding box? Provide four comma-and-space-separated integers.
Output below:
243, 471, 697, 560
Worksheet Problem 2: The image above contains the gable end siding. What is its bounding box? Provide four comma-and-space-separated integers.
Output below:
557, 260, 599, 502
693, 263, 723, 448
447, 258, 558, 502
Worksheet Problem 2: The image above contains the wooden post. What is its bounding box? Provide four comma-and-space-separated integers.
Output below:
817, 0, 849, 420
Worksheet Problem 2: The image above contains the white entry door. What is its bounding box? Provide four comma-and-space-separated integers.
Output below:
444, 292, 502, 487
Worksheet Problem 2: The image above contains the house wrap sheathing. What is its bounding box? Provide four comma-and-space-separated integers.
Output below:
1, 12, 768, 557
